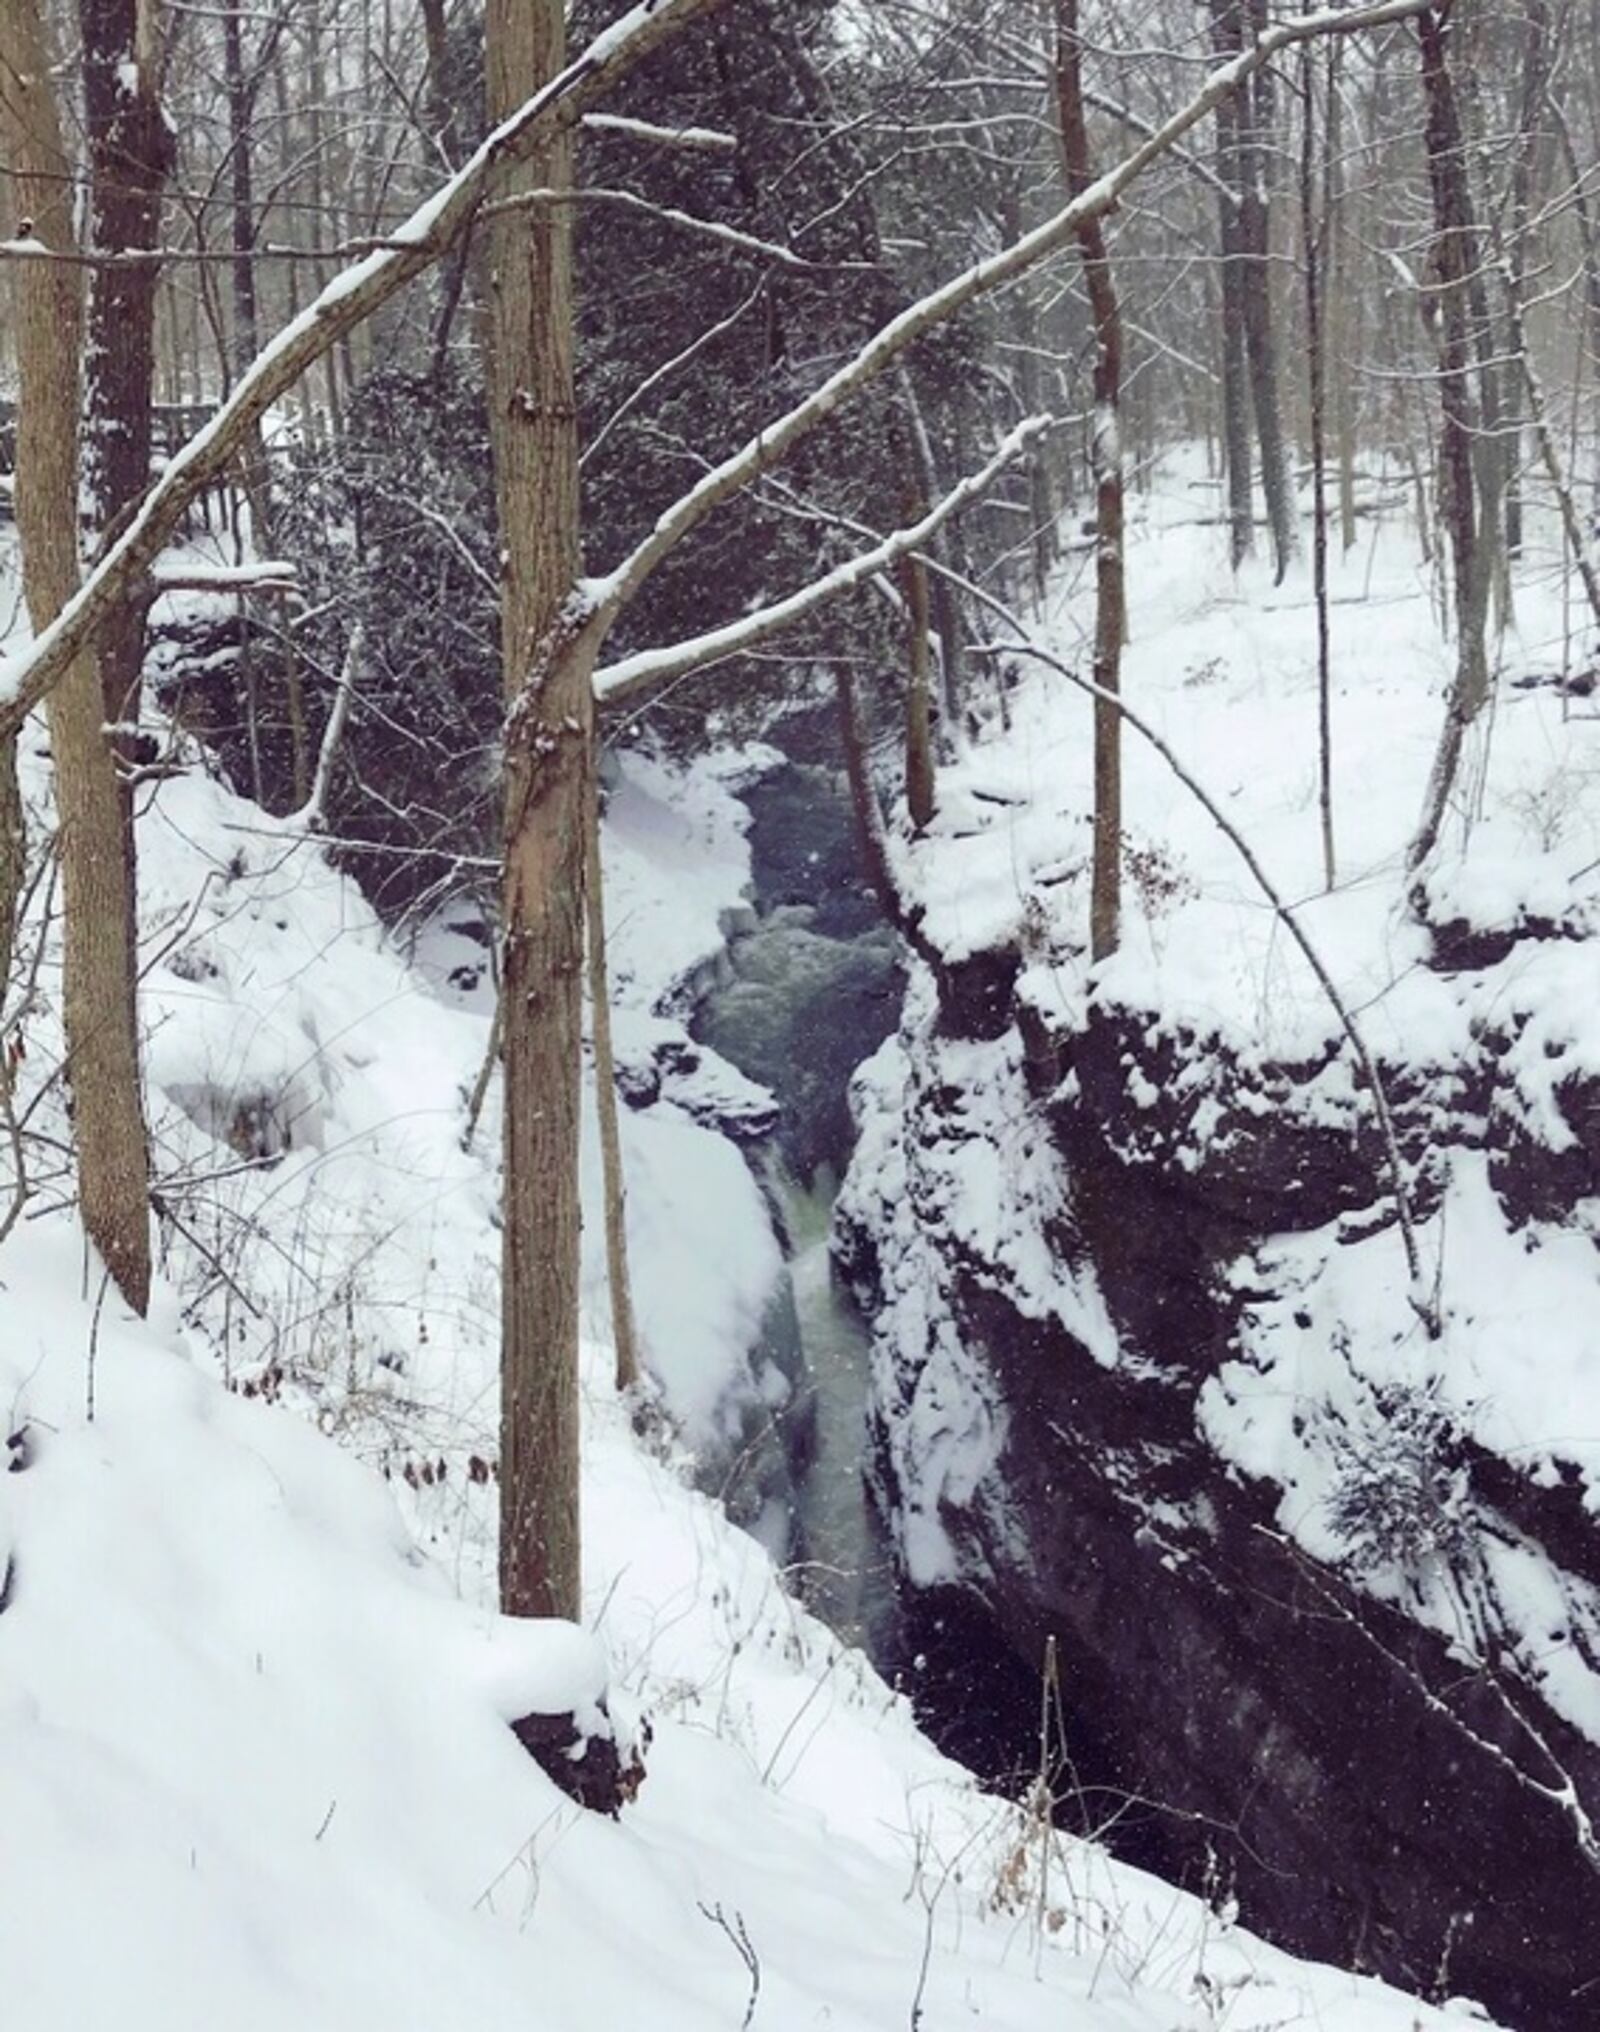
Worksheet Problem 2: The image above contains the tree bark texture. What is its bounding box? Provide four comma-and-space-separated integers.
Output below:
80, 0, 174, 1020
900, 506, 937, 834
1211, 30, 1256, 570
1239, 0, 1298, 580
1, 0, 153, 1314
487, 0, 586, 1623
1055, 0, 1125, 962
1301, 41, 1336, 890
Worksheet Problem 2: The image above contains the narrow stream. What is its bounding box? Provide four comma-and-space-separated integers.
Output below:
768, 1159, 1047, 1788
769, 1163, 902, 1660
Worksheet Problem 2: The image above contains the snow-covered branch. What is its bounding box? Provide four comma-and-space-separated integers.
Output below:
287, 625, 362, 835
0, 0, 729, 743
480, 185, 819, 271
582, 0, 1432, 640
594, 416, 1054, 702
150, 560, 298, 594
581, 111, 736, 153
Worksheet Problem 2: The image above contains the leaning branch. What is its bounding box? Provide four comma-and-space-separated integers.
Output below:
287, 624, 362, 834
479, 184, 822, 271
0, 0, 729, 743
150, 560, 298, 594
581, 0, 1432, 643
593, 417, 1053, 701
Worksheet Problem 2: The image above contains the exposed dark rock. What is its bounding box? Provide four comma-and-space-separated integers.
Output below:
1410, 865, 1590, 975
932, 943, 1020, 1043
857, 919, 1600, 2031
1424, 912, 1581, 974
1485, 1044, 1600, 1228
509, 1701, 645, 1818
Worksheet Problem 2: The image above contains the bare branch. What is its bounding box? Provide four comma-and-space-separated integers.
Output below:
595, 417, 1053, 702
0, 0, 732, 744
582, 0, 1433, 644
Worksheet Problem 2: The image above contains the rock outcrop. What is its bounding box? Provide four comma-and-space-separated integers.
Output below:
840, 906, 1600, 2032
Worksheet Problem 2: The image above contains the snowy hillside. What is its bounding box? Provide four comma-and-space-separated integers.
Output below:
0, 508, 1495, 2027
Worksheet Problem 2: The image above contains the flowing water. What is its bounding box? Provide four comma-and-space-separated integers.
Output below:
769, 1162, 902, 1660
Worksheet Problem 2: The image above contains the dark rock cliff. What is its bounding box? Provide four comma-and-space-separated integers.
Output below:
839, 912, 1600, 2032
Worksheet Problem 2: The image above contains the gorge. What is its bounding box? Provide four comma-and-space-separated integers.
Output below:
684, 697, 1600, 2032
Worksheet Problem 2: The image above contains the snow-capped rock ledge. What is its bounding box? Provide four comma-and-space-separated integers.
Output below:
840, 466, 1600, 2029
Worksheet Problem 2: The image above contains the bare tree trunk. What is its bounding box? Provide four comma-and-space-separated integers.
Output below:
1211, 16, 1255, 568
222, 0, 280, 584
585, 763, 641, 1398
1055, 0, 1124, 962
0, 743, 21, 1003
901, 522, 937, 833
487, 0, 585, 1623
420, 0, 475, 383
1509, 278, 1600, 634
835, 667, 937, 963
1240, 0, 1299, 581
1502, 0, 1555, 565
223, 5, 261, 381
897, 366, 968, 726
0, 0, 152, 1313
1408, 3, 1493, 874
1324, 44, 1359, 553
1302, 39, 1337, 890
1000, 186, 1058, 607
81, 0, 175, 1004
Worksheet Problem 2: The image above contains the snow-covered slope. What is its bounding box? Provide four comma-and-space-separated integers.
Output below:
0, 1208, 1482, 2031
0, 503, 1494, 2025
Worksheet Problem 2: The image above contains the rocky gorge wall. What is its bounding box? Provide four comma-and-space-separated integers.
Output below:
836, 896, 1600, 2031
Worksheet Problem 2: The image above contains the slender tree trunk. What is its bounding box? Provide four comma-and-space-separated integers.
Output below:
420, 0, 474, 383
897, 366, 968, 726
1503, 0, 1554, 565
1324, 44, 1358, 553
1302, 40, 1336, 890
1212, 25, 1255, 568
1453, 2, 1510, 632
1000, 185, 1058, 606
305, 0, 344, 435
0, 0, 152, 1313
1509, 278, 1600, 633
835, 667, 935, 962
585, 764, 641, 1398
224, 6, 260, 380
81, 0, 175, 1003
1409, 3, 1493, 873
1240, 0, 1299, 580
222, 1, 279, 581
0, 739, 20, 1003
901, 506, 937, 833
487, 0, 586, 1623
1055, 0, 1124, 962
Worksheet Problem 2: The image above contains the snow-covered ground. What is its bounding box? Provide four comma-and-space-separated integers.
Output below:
0, 513, 1506, 2026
